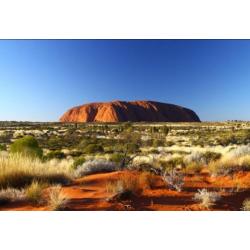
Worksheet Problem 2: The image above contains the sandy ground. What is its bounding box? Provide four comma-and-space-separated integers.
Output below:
1, 170, 250, 211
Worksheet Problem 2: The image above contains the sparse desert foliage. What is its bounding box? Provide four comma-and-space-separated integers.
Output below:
0, 188, 25, 205
194, 189, 221, 209
1, 121, 250, 211
72, 156, 86, 169
209, 155, 250, 176
48, 185, 68, 211
0, 154, 72, 189
106, 172, 152, 196
242, 198, 250, 211
162, 169, 184, 192
75, 159, 119, 177
10, 136, 43, 158
25, 181, 45, 205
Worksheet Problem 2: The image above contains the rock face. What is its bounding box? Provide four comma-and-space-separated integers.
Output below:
60, 100, 200, 123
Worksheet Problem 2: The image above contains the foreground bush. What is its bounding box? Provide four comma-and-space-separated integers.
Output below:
242, 198, 250, 211
109, 153, 124, 164
0, 154, 72, 189
72, 156, 86, 169
194, 189, 221, 209
25, 181, 45, 205
184, 151, 221, 166
106, 173, 142, 196
10, 136, 43, 159
185, 162, 203, 174
48, 185, 68, 211
0, 144, 6, 151
83, 144, 104, 154
45, 150, 66, 160
209, 155, 250, 176
162, 169, 184, 192
0, 188, 25, 205
228, 145, 250, 158
75, 159, 120, 177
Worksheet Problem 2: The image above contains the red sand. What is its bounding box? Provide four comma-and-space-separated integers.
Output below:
1, 170, 250, 211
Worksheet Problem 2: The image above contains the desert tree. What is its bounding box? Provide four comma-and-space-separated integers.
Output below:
117, 127, 142, 169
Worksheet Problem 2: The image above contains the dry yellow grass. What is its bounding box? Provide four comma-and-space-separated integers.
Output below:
25, 181, 45, 205
0, 154, 72, 189
209, 155, 250, 176
106, 171, 155, 196
48, 185, 69, 211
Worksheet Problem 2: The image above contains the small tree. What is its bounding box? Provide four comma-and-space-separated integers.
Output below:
118, 129, 141, 169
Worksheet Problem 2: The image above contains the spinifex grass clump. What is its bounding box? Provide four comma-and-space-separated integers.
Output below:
242, 198, 250, 211
194, 189, 221, 209
25, 181, 46, 205
48, 185, 69, 211
209, 155, 250, 176
0, 154, 72, 189
106, 172, 154, 198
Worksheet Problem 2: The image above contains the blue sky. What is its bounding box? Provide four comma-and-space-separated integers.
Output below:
0, 40, 250, 122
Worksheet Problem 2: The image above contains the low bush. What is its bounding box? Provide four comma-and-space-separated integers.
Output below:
194, 189, 221, 209
160, 157, 184, 172
106, 173, 142, 195
185, 162, 203, 174
25, 181, 45, 205
184, 151, 205, 165
242, 198, 250, 211
228, 145, 250, 158
209, 155, 250, 176
109, 153, 124, 164
162, 169, 184, 192
75, 159, 120, 177
83, 144, 104, 154
125, 143, 140, 154
218, 134, 238, 146
48, 185, 68, 211
202, 151, 222, 164
0, 188, 25, 205
0, 144, 6, 151
10, 136, 43, 159
72, 156, 86, 169
152, 139, 165, 147
45, 150, 66, 160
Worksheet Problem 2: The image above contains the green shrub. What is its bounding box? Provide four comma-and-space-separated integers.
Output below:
218, 135, 238, 146
165, 141, 174, 147
69, 150, 83, 157
45, 150, 66, 160
160, 157, 184, 172
203, 151, 221, 164
10, 136, 43, 158
83, 144, 104, 154
72, 156, 86, 169
162, 126, 170, 135
152, 139, 165, 147
109, 153, 124, 163
126, 143, 140, 154
0, 144, 6, 151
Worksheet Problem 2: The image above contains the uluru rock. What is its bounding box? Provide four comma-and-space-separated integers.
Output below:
60, 100, 200, 123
